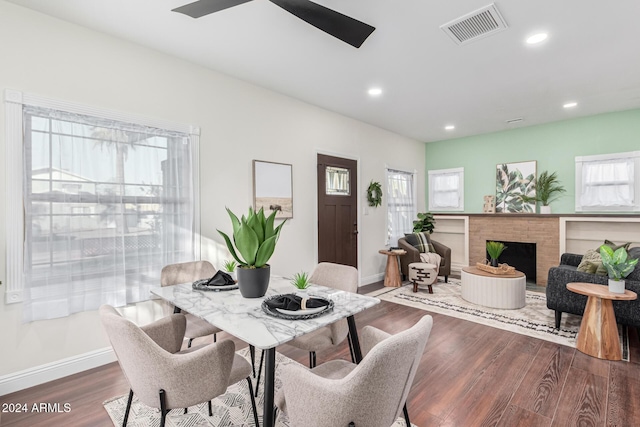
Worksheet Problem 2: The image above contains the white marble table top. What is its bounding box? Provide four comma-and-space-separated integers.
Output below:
151, 276, 380, 350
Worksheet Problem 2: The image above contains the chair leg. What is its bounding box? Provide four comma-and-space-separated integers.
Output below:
428, 285, 433, 294
187, 338, 194, 348
403, 403, 411, 426
159, 389, 168, 427
249, 345, 256, 377
208, 400, 213, 417
309, 351, 317, 368
122, 389, 134, 427
184, 408, 187, 414
555, 311, 562, 329
246, 377, 260, 427
444, 275, 448, 283
255, 349, 265, 397
213, 333, 217, 343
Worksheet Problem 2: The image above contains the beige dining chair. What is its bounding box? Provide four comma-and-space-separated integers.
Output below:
160, 260, 222, 348
99, 305, 259, 427
254, 262, 359, 394
275, 315, 433, 427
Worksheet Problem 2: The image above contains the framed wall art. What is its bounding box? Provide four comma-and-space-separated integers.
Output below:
253, 160, 293, 219
496, 160, 536, 213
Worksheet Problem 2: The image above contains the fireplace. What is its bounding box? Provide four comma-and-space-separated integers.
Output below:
486, 240, 536, 282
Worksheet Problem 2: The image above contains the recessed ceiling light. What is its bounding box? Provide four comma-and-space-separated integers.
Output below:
368, 87, 383, 97
526, 33, 548, 44
445, 125, 455, 131
563, 102, 578, 108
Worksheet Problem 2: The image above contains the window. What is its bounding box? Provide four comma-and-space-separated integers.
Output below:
386, 168, 417, 246
575, 151, 640, 212
5, 90, 199, 321
428, 167, 464, 211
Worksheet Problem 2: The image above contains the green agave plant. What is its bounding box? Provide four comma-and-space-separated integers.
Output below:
486, 241, 507, 260
290, 271, 311, 290
599, 245, 639, 281
217, 207, 286, 269
222, 259, 237, 272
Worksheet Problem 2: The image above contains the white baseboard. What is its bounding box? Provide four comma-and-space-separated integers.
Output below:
0, 347, 116, 396
359, 272, 385, 286
451, 262, 464, 275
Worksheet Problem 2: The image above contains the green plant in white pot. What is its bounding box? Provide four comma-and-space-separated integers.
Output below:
290, 271, 311, 298
521, 170, 566, 214
222, 259, 237, 281
599, 245, 638, 293
217, 207, 286, 298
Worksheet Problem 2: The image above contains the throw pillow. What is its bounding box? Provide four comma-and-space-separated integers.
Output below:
577, 249, 602, 273
577, 261, 599, 274
602, 239, 632, 252
404, 232, 436, 253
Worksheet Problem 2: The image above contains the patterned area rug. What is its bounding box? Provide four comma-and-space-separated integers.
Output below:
103, 349, 414, 426
368, 278, 629, 360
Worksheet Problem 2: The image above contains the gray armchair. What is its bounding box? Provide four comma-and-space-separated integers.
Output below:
398, 237, 451, 282
99, 305, 259, 427
275, 315, 434, 427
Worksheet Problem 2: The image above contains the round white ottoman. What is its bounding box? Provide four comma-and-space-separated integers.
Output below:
409, 262, 438, 293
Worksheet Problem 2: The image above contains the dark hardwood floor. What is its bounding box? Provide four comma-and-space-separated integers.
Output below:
1, 282, 639, 426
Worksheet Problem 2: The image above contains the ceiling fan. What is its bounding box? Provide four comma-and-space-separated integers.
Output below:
172, 0, 375, 48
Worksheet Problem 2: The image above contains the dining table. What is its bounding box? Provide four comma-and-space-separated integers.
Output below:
151, 275, 380, 427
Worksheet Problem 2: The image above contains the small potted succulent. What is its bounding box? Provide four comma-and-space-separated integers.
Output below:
486, 241, 507, 267
290, 271, 311, 297
217, 207, 286, 298
222, 259, 237, 281
600, 245, 638, 293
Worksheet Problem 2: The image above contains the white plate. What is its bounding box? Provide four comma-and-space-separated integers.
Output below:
276, 305, 327, 316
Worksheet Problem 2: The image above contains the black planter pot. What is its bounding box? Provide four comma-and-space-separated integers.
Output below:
490, 258, 499, 267
237, 265, 271, 298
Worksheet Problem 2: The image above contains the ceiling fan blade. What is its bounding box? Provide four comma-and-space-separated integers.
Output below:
268, 0, 375, 48
172, 0, 253, 18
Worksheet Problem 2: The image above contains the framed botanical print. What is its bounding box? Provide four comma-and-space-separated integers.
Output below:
496, 161, 536, 213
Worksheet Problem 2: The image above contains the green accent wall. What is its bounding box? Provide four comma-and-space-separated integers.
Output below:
425, 108, 640, 213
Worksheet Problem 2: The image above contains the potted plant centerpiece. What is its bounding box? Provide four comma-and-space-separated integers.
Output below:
600, 245, 638, 293
486, 241, 507, 267
521, 170, 566, 214
218, 207, 286, 298
222, 259, 237, 281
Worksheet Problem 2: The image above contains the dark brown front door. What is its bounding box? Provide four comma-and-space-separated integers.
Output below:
317, 154, 358, 268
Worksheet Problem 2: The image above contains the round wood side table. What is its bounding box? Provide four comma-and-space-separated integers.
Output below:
566, 282, 637, 361
379, 249, 406, 287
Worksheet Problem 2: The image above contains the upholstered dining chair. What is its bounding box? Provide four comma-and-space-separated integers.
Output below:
254, 262, 359, 394
160, 260, 222, 348
99, 305, 260, 427
275, 315, 433, 427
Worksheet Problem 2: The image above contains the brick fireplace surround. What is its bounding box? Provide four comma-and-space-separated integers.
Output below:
469, 214, 560, 285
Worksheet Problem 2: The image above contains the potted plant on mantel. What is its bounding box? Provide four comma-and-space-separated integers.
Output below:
600, 245, 638, 293
218, 207, 286, 298
521, 170, 566, 214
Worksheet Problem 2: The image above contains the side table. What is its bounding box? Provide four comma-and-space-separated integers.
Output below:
379, 249, 406, 287
566, 282, 637, 361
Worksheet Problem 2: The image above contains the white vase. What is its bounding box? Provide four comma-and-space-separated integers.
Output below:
540, 205, 551, 214
608, 278, 625, 294
226, 270, 236, 281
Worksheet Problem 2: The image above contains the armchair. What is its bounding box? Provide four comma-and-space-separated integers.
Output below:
398, 237, 451, 282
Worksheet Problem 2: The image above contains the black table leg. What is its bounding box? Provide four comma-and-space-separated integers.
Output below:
347, 315, 363, 363
263, 347, 276, 427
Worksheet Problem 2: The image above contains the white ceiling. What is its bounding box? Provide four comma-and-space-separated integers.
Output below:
7, 0, 640, 142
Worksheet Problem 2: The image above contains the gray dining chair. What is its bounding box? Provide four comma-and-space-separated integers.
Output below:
275, 315, 433, 427
254, 262, 359, 394
160, 260, 223, 348
99, 305, 259, 427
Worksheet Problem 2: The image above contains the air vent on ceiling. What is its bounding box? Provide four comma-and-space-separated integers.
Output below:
506, 117, 524, 125
440, 3, 508, 46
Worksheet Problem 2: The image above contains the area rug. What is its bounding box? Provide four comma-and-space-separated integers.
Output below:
103, 349, 415, 426
368, 278, 629, 360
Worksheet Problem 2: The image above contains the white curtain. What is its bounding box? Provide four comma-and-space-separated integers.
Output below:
432, 172, 460, 208
22, 106, 196, 321
386, 169, 416, 246
580, 158, 634, 207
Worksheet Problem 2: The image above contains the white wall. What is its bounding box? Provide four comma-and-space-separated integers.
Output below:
0, 1, 424, 381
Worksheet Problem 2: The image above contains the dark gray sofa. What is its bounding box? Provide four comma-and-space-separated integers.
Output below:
546, 247, 640, 328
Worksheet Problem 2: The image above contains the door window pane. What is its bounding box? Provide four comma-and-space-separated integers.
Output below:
326, 166, 350, 195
